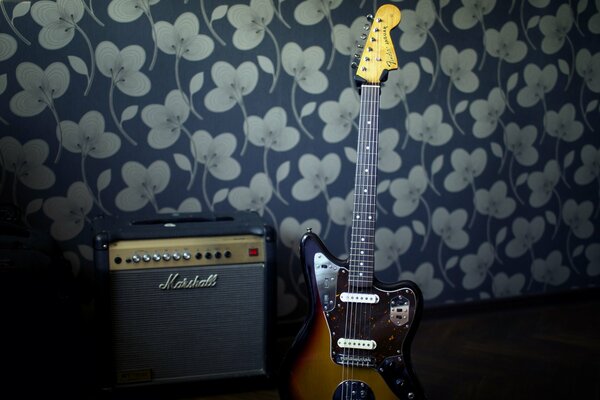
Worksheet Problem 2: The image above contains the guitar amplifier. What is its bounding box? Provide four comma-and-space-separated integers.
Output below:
93, 211, 276, 390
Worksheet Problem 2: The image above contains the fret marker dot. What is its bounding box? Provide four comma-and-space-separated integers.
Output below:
361, 238, 365, 242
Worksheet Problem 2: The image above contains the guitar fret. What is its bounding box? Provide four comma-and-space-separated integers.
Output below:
349, 277, 373, 282
350, 230, 375, 235
349, 263, 374, 268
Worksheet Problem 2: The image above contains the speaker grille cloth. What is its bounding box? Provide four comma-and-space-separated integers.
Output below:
110, 263, 266, 383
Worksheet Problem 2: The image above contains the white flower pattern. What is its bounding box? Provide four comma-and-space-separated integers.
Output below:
1, 1, 599, 316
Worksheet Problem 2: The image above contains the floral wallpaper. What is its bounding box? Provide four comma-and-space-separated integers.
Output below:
0, 0, 599, 325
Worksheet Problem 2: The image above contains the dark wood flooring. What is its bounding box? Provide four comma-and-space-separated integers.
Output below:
97, 288, 600, 400
409, 288, 600, 400
196, 288, 599, 400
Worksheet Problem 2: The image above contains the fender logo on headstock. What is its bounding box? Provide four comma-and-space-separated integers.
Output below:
355, 4, 401, 84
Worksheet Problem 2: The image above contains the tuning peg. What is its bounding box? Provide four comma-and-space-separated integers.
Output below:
351, 62, 358, 69
360, 33, 367, 40
357, 43, 363, 49
366, 14, 374, 21
363, 23, 370, 30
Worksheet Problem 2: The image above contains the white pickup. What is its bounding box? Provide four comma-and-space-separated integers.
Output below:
337, 338, 377, 350
340, 292, 380, 304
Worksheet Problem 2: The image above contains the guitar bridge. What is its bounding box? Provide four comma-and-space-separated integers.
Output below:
335, 354, 376, 367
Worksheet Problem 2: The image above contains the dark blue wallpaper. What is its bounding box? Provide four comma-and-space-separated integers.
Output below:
1, 0, 599, 324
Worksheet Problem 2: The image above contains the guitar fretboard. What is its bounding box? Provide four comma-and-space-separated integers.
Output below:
349, 84, 380, 289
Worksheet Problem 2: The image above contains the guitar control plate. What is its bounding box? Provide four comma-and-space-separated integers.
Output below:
314, 252, 340, 312
390, 295, 410, 326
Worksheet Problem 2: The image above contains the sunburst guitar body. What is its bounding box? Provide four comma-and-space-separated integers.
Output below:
280, 233, 426, 400
280, 5, 427, 400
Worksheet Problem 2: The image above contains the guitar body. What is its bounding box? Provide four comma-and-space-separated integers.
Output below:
280, 233, 426, 400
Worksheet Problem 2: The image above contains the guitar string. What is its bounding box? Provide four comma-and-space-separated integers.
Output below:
367, 18, 383, 393
342, 11, 390, 397
363, 84, 378, 395
342, 83, 365, 397
343, 83, 369, 398
343, 83, 379, 399
366, 83, 379, 389
355, 36, 381, 399
368, 21, 383, 392
361, 83, 378, 398
354, 84, 372, 395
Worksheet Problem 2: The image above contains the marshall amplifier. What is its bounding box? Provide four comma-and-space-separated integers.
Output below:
93, 211, 276, 390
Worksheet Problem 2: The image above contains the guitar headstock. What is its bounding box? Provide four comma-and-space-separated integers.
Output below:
354, 4, 401, 85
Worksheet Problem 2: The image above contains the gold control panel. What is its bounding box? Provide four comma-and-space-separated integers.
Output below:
108, 235, 265, 271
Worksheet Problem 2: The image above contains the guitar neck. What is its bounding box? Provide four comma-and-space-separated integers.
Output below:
349, 84, 381, 289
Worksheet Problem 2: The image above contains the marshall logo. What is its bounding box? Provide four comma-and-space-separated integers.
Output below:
158, 273, 218, 290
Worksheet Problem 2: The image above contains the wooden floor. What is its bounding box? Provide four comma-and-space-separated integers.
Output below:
188, 288, 600, 400
87, 288, 599, 400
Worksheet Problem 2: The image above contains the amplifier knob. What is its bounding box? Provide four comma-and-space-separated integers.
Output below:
153, 253, 162, 261
183, 252, 191, 260
132, 254, 141, 263
162, 253, 171, 261
172, 252, 181, 261
142, 254, 151, 262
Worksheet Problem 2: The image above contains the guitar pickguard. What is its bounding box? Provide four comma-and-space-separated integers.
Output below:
313, 251, 422, 399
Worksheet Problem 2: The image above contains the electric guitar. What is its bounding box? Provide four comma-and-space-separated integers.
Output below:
279, 5, 426, 400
